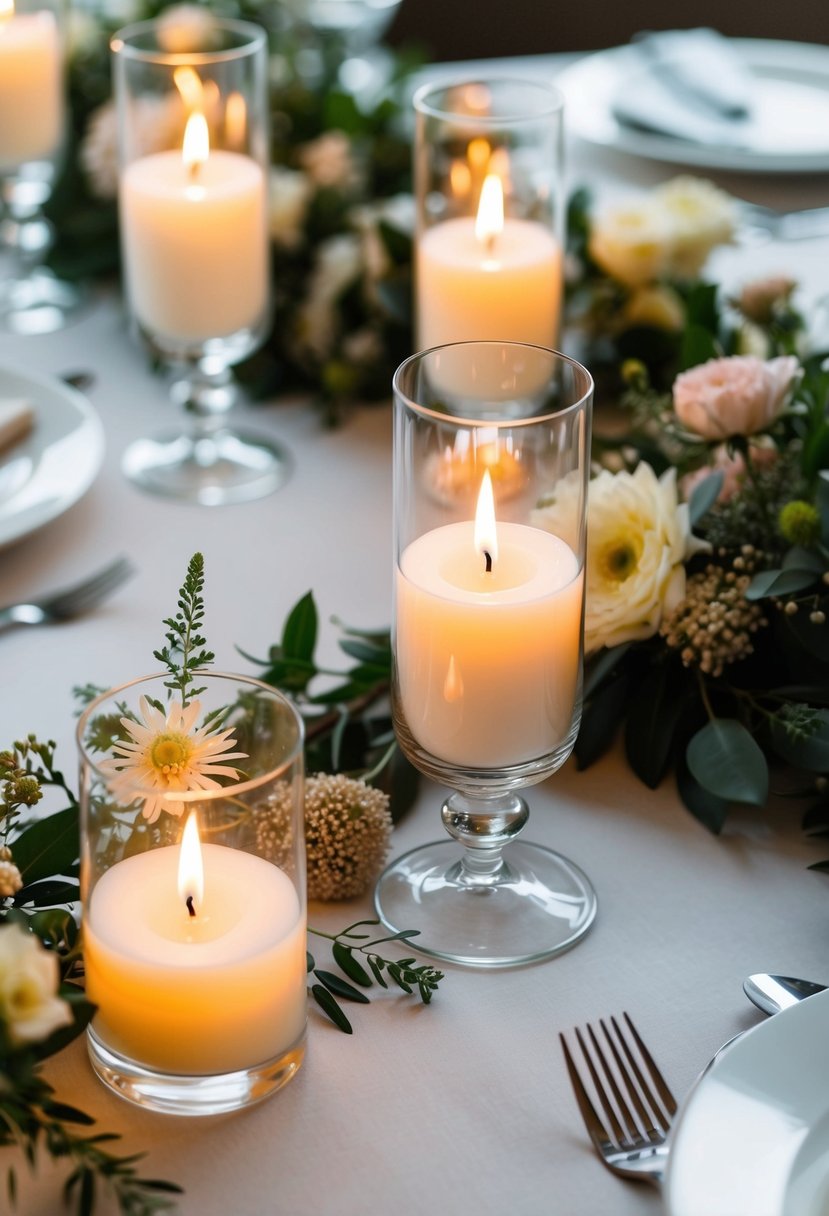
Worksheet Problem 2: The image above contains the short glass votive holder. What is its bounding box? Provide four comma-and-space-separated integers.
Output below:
112, 16, 288, 504
413, 77, 564, 352
77, 672, 307, 1116
376, 341, 596, 968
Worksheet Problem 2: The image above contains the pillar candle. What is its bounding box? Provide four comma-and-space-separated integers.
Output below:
0, 3, 62, 169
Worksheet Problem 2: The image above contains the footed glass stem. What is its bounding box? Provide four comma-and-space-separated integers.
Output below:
122, 355, 290, 506
0, 171, 83, 335
375, 791, 597, 969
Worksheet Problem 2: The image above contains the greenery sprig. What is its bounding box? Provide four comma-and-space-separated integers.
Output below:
307, 921, 444, 1034
152, 553, 214, 706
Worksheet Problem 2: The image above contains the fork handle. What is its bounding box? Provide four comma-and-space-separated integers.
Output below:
0, 606, 40, 633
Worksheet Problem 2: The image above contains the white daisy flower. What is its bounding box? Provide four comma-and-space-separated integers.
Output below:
99, 695, 246, 823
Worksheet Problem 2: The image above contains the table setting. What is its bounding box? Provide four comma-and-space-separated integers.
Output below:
1, 4, 829, 1215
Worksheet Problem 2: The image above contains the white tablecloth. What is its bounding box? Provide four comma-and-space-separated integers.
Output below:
3, 52, 829, 1216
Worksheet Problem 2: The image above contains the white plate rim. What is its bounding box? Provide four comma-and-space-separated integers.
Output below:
663, 987, 829, 1216
556, 37, 829, 173
0, 359, 105, 550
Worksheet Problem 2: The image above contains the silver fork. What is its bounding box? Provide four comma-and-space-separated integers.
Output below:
0, 556, 135, 634
560, 1012, 677, 1186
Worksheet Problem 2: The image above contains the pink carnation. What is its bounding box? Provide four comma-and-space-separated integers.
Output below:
672, 355, 799, 441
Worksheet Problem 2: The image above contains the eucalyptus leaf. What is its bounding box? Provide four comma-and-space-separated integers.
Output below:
624, 661, 688, 789
313, 969, 371, 1003
13, 879, 79, 908
583, 643, 631, 699
332, 941, 373, 986
281, 591, 318, 663
575, 673, 630, 769
676, 755, 730, 834
746, 567, 818, 600
688, 471, 725, 526
686, 719, 769, 806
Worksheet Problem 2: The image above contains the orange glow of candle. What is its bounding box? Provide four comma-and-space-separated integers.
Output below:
177, 810, 204, 915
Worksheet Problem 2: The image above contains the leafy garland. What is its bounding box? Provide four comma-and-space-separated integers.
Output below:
0, 556, 440, 1215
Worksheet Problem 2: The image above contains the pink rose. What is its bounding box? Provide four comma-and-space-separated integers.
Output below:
672, 355, 800, 440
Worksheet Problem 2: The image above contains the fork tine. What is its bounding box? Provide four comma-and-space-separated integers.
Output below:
622, 1012, 678, 1117
47, 556, 135, 618
601, 1018, 664, 1139
581, 1025, 641, 1144
559, 1033, 614, 1155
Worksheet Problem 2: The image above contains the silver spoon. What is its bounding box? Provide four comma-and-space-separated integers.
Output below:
743, 973, 827, 1017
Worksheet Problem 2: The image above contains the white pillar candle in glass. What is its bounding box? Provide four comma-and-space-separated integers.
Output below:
0, 0, 62, 169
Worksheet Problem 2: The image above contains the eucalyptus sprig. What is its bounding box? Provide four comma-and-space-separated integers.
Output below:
307, 920, 444, 1034
153, 553, 214, 706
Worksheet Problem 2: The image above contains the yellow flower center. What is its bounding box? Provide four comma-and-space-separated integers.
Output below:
597, 536, 641, 583
149, 732, 193, 776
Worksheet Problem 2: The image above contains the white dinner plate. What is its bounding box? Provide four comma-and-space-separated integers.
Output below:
556, 38, 829, 173
0, 361, 105, 550
664, 987, 829, 1216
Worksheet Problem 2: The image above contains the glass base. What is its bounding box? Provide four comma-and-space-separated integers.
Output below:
374, 839, 597, 968
87, 1025, 306, 1116
0, 267, 84, 335
122, 428, 291, 505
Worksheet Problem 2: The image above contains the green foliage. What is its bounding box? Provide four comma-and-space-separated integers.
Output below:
307, 920, 444, 1034
153, 553, 215, 706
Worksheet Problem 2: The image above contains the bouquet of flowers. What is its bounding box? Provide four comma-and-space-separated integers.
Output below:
560, 178, 829, 840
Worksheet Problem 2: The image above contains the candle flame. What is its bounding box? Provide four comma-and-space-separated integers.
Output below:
173, 66, 204, 112
475, 174, 504, 248
449, 159, 471, 199
0, 0, 13, 19
182, 111, 209, 175
177, 810, 204, 914
474, 469, 498, 568
225, 90, 247, 149
467, 137, 491, 171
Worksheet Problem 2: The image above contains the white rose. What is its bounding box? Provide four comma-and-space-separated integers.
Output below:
588, 199, 673, 288
655, 176, 735, 279
535, 463, 706, 654
298, 235, 363, 359
0, 924, 73, 1047
269, 167, 313, 249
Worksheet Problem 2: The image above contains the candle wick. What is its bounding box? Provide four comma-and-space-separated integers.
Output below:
484, 550, 493, 573
186, 895, 196, 918
188, 159, 200, 183
485, 233, 496, 257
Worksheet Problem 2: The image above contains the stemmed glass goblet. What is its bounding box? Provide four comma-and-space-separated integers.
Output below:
0, 0, 81, 334
375, 341, 597, 968
112, 16, 288, 505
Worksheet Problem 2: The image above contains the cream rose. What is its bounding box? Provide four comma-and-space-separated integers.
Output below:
673, 355, 800, 440
655, 176, 735, 279
0, 925, 73, 1047
536, 463, 703, 653
588, 199, 672, 288
269, 167, 313, 250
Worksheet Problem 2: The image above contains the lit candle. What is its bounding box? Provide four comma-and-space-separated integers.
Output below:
84, 811, 306, 1075
120, 107, 268, 344
395, 471, 583, 768
416, 172, 561, 350
0, 0, 62, 170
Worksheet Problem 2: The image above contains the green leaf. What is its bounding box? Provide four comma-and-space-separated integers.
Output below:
680, 321, 718, 371
282, 592, 318, 663
313, 969, 371, 1003
12, 807, 79, 884
306, 951, 315, 972
332, 941, 372, 986
575, 673, 629, 769
771, 710, 829, 771
686, 719, 769, 805
310, 983, 353, 1033
746, 567, 819, 600
808, 860, 829, 873
688, 471, 724, 526
583, 643, 631, 699
624, 661, 687, 789
817, 471, 829, 544
676, 755, 730, 833
13, 879, 79, 908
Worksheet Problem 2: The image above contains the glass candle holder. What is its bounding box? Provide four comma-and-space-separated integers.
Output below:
376, 341, 596, 968
413, 77, 564, 353
112, 16, 288, 505
0, 0, 82, 334
77, 672, 307, 1116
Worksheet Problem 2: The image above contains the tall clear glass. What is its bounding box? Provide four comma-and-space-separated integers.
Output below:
0, 0, 81, 334
375, 341, 597, 968
78, 672, 307, 1116
413, 77, 564, 352
112, 17, 288, 505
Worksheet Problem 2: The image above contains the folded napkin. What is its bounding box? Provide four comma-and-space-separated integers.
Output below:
0, 398, 35, 455
613, 28, 755, 147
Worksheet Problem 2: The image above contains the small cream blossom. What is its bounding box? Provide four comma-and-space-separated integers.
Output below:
80, 98, 183, 200
99, 696, 246, 823
297, 235, 363, 360
673, 355, 800, 440
299, 131, 361, 191
0, 925, 73, 1047
537, 463, 706, 653
0, 859, 23, 898
269, 166, 313, 249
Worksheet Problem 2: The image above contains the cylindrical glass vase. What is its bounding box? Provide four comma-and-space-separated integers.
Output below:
413, 77, 564, 352
77, 672, 306, 1116
376, 341, 597, 968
